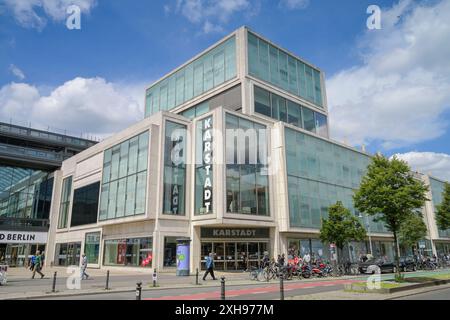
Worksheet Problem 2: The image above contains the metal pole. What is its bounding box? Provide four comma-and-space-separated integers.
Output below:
366, 216, 373, 255
279, 274, 284, 300
220, 276, 226, 300
153, 268, 157, 287
52, 271, 57, 293
105, 270, 110, 290
136, 282, 142, 300
196, 268, 199, 285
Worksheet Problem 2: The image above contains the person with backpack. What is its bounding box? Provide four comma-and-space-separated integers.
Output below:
31, 251, 44, 279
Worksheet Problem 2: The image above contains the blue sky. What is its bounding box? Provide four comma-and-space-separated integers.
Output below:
0, 0, 449, 179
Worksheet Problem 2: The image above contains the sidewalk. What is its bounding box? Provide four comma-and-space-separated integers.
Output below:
0, 266, 359, 300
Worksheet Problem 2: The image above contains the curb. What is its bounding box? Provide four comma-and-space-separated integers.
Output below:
344, 278, 450, 294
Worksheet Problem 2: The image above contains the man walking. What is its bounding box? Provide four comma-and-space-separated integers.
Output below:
203, 253, 216, 281
31, 251, 44, 279
80, 254, 89, 280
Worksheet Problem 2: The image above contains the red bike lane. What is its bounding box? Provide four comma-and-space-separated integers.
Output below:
145, 279, 359, 300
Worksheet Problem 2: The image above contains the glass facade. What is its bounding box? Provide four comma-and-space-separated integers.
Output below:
430, 177, 450, 238
254, 86, 328, 138
195, 116, 213, 215
58, 176, 72, 229
103, 237, 153, 267
285, 127, 388, 232
145, 36, 236, 117
84, 232, 100, 264
54, 242, 81, 266
248, 31, 324, 108
163, 237, 177, 267
0, 166, 53, 221
163, 121, 187, 215
225, 114, 269, 216
99, 131, 149, 221
70, 182, 100, 227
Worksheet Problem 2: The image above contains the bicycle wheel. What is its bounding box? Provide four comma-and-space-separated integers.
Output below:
257, 269, 266, 282
249, 270, 257, 280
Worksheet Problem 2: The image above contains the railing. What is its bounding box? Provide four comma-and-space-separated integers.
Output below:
0, 121, 99, 147
0, 217, 49, 231
0, 142, 63, 162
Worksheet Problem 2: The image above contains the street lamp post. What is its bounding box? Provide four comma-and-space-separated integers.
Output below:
359, 213, 373, 255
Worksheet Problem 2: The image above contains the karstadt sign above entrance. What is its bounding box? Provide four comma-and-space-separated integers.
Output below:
201, 228, 270, 239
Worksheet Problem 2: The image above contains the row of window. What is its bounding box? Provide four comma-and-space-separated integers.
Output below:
254, 86, 328, 138
225, 114, 270, 216
145, 36, 236, 117
99, 132, 149, 221
248, 32, 323, 107
284, 128, 388, 232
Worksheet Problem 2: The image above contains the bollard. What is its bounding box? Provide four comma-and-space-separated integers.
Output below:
195, 268, 199, 285
152, 268, 157, 287
136, 282, 142, 300
105, 270, 110, 290
279, 274, 284, 301
220, 276, 226, 300
52, 271, 57, 293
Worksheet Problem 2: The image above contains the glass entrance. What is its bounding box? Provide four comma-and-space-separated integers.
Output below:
200, 241, 269, 270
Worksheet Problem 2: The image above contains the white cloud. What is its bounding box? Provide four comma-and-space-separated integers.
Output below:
327, 0, 450, 150
279, 0, 309, 10
2, 0, 97, 30
9, 64, 25, 80
173, 0, 255, 34
0, 77, 145, 140
394, 152, 450, 182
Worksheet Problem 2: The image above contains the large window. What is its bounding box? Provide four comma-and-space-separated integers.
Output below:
99, 132, 149, 221
163, 237, 178, 267
163, 121, 187, 215
84, 232, 100, 265
430, 178, 450, 238
70, 182, 100, 227
254, 86, 328, 138
54, 242, 81, 266
145, 36, 236, 117
248, 31, 324, 108
58, 176, 72, 229
195, 116, 213, 215
103, 237, 153, 268
285, 128, 388, 233
225, 114, 269, 216
0, 166, 53, 221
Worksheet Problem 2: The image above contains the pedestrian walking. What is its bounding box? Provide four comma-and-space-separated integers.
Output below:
202, 253, 216, 281
31, 251, 44, 279
29, 253, 36, 271
80, 254, 89, 280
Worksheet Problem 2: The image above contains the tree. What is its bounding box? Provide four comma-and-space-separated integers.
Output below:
435, 182, 450, 231
353, 154, 429, 279
319, 201, 367, 266
399, 213, 428, 250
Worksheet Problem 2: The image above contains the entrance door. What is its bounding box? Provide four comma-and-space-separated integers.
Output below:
225, 242, 236, 270
237, 242, 247, 270
213, 242, 224, 270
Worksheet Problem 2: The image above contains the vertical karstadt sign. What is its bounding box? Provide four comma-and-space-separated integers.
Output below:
202, 117, 213, 213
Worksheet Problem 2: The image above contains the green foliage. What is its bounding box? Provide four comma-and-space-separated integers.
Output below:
399, 213, 428, 247
319, 201, 367, 250
353, 154, 429, 276
435, 182, 450, 231
353, 155, 429, 233
394, 273, 405, 283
